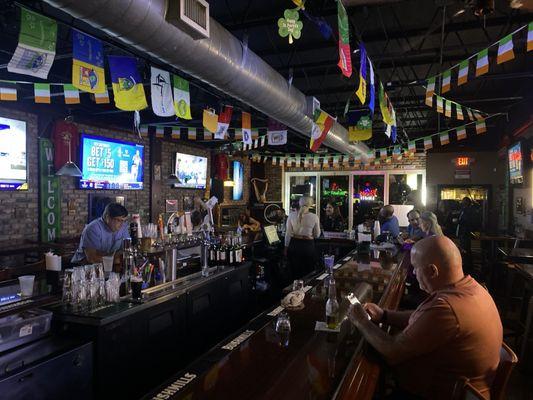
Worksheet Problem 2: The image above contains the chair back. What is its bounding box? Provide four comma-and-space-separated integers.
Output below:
490, 342, 518, 400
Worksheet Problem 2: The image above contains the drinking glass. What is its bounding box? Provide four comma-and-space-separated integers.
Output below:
275, 312, 291, 348
62, 269, 74, 306
323, 254, 335, 273
292, 279, 304, 292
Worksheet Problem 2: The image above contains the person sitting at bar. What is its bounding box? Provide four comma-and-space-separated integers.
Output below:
72, 203, 129, 264
322, 201, 345, 232
285, 196, 321, 278
420, 210, 443, 237
237, 211, 261, 233
400, 209, 425, 242
379, 205, 400, 237
348, 236, 503, 399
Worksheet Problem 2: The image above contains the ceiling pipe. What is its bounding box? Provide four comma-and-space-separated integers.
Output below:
41, 0, 370, 157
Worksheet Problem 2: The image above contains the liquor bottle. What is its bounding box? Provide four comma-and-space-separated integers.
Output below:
217, 236, 226, 266
235, 238, 243, 264
228, 236, 235, 266
325, 278, 339, 329
209, 240, 217, 267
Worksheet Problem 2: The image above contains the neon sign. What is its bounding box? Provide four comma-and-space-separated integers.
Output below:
357, 187, 378, 201
323, 189, 348, 197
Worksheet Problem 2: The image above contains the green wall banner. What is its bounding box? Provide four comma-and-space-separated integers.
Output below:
39, 138, 60, 242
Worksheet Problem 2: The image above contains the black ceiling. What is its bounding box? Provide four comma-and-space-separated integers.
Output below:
0, 0, 531, 153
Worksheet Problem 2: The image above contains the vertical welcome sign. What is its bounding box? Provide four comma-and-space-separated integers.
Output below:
39, 138, 60, 242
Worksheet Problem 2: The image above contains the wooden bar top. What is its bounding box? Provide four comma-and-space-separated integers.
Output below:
144, 248, 410, 400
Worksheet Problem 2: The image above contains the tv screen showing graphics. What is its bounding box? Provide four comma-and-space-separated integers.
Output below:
80, 134, 144, 190
174, 152, 208, 189
0, 117, 27, 190
508, 142, 523, 185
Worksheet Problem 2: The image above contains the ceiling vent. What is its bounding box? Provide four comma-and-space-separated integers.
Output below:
166, 0, 210, 39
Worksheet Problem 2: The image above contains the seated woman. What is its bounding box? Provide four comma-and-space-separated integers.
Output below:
419, 211, 444, 237
322, 202, 345, 232
237, 211, 261, 233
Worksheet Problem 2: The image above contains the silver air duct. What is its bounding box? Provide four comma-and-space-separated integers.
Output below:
42, 0, 370, 156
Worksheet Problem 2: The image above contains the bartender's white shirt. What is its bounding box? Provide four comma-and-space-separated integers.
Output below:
285, 211, 321, 247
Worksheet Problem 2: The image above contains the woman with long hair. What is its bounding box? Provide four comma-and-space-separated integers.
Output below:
419, 211, 444, 237
322, 201, 345, 232
285, 196, 321, 278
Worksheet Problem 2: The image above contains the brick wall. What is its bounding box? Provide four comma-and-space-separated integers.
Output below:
264, 163, 283, 202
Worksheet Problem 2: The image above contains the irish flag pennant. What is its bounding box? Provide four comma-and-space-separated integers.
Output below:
336, 0, 352, 77
527, 22, 533, 51
63, 84, 80, 104
444, 99, 452, 118
94, 87, 110, 104
497, 34, 514, 65
441, 70, 451, 93
34, 83, 51, 103
140, 125, 148, 137
466, 107, 474, 121
476, 120, 487, 134
0, 82, 17, 101
155, 126, 165, 139
171, 127, 180, 139
425, 76, 435, 106
476, 49, 489, 77
188, 127, 196, 140
173, 75, 192, 120
439, 132, 450, 145
458, 60, 469, 86
456, 104, 464, 120
457, 126, 467, 141
424, 137, 433, 150
436, 95, 444, 114
408, 141, 416, 153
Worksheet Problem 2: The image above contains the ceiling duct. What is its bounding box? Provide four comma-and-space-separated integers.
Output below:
42, 0, 370, 156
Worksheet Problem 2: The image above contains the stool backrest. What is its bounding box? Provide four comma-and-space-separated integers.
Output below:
490, 342, 518, 400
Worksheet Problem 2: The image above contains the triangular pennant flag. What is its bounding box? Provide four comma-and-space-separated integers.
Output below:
444, 99, 452, 118
63, 84, 80, 104
150, 66, 174, 117
441, 70, 451, 93
215, 105, 233, 139
336, 0, 352, 77
355, 43, 367, 105
72, 30, 106, 94
436, 96, 444, 114
0, 82, 18, 101
456, 125, 467, 140
475, 49, 489, 77
242, 111, 252, 145
267, 118, 287, 145
8, 8, 57, 79
347, 110, 372, 141
458, 60, 469, 86
456, 104, 464, 120
439, 131, 450, 145
528, 22, 533, 52
424, 137, 433, 150
203, 109, 218, 134
475, 120, 487, 134
108, 55, 147, 111
173, 75, 192, 120
368, 60, 375, 116
94, 87, 110, 104
34, 83, 51, 104
497, 34, 514, 64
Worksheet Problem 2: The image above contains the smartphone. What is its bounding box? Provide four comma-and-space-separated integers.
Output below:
347, 293, 371, 320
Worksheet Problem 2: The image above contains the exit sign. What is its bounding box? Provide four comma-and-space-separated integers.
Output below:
455, 157, 471, 167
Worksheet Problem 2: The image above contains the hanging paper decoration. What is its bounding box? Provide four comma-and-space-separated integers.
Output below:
242, 111, 252, 146
424, 137, 433, 150
94, 88, 110, 104
267, 119, 288, 145
301, 10, 332, 40
458, 60, 469, 86
444, 99, 452, 118
150, 67, 174, 117
72, 30, 106, 94
475, 120, 487, 134
439, 132, 450, 145
457, 126, 467, 141
347, 110, 372, 142
214, 105, 233, 139
336, 0, 352, 78
187, 127, 196, 140
408, 141, 416, 153
355, 43, 367, 105
8, 8, 57, 79
475, 49, 489, 77
456, 104, 464, 120
528, 22, 533, 52
63, 84, 80, 104
107, 55, 147, 111
368, 60, 375, 116
0, 82, 17, 101
425, 76, 436, 106
497, 34, 515, 64
435, 96, 444, 114
441, 70, 451, 93
310, 109, 334, 152
203, 109, 218, 134
173, 75, 192, 120
393, 146, 402, 160
278, 9, 303, 44
34, 83, 51, 104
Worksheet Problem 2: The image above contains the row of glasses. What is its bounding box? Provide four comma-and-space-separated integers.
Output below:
62, 264, 109, 311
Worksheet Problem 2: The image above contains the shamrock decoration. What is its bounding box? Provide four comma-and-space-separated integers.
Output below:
278, 9, 303, 44
357, 115, 372, 130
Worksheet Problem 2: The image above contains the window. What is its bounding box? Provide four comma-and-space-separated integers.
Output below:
320, 175, 349, 232
353, 175, 384, 227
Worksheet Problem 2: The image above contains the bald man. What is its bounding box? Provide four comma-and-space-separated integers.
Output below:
349, 236, 502, 399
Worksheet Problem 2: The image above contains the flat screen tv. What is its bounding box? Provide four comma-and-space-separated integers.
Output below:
508, 142, 523, 185
80, 134, 144, 190
0, 117, 27, 190
174, 152, 208, 189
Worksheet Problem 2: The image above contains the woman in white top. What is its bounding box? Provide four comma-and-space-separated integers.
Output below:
285, 196, 321, 279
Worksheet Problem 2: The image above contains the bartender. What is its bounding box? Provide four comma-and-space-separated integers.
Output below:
71, 203, 129, 264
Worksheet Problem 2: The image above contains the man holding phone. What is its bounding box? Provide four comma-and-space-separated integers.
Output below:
348, 236, 502, 399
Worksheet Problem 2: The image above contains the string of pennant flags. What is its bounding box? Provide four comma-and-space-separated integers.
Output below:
425, 22, 532, 99
424, 91, 488, 121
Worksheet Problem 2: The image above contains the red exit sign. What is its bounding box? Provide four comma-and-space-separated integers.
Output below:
455, 157, 470, 167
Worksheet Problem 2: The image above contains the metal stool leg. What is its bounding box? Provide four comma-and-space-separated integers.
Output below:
520, 296, 533, 363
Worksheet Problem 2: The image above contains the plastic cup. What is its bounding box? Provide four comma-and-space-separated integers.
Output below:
18, 275, 35, 297
102, 256, 114, 272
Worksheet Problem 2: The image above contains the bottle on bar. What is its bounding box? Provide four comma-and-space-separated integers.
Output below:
209, 239, 217, 268
228, 235, 235, 266
325, 278, 339, 329
217, 236, 226, 266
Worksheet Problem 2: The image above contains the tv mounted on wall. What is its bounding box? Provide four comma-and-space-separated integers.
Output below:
174, 152, 208, 189
0, 117, 27, 190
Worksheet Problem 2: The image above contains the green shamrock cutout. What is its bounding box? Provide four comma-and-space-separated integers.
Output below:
278, 9, 303, 44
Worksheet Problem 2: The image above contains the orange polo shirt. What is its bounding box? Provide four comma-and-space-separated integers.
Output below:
394, 275, 503, 399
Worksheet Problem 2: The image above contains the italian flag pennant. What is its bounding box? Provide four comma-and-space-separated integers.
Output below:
456, 104, 464, 120
424, 137, 433, 150
439, 132, 450, 145
497, 34, 514, 65
476, 49, 489, 77
0, 82, 17, 101
441, 70, 451, 93
458, 60, 469, 86
444, 99, 452, 118
425, 76, 435, 106
171, 127, 180, 139
188, 127, 196, 140
475, 120, 487, 134
34, 83, 51, 104
436, 95, 444, 114
528, 22, 533, 52
94, 87, 110, 104
63, 84, 80, 104
456, 126, 467, 141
